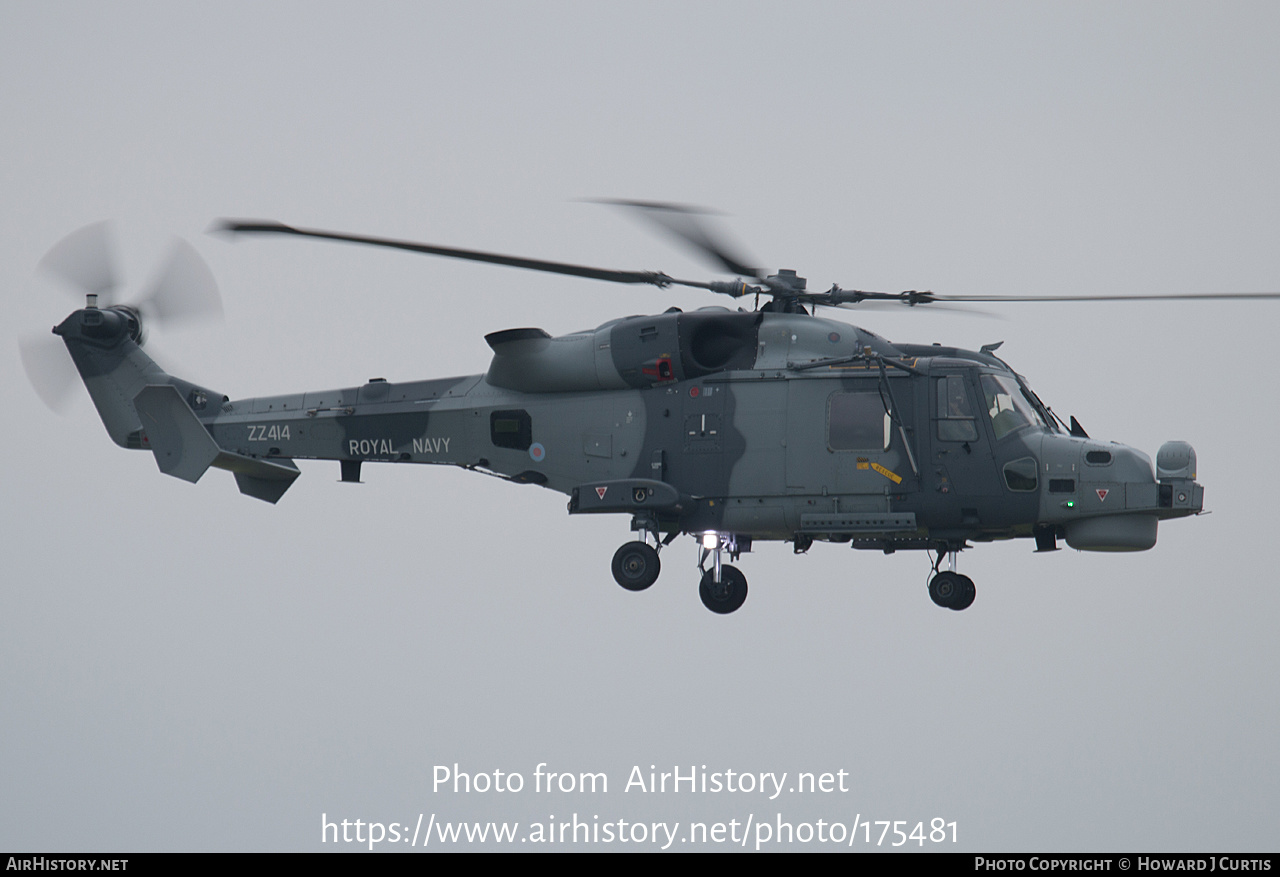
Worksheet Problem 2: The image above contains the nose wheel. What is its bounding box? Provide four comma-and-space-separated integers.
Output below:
929, 548, 976, 611
928, 571, 975, 610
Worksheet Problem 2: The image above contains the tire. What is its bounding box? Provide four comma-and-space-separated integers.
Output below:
611, 542, 661, 591
699, 564, 748, 614
928, 571, 960, 609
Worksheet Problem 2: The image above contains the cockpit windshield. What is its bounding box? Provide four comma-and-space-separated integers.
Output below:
981, 374, 1048, 439
1017, 378, 1064, 434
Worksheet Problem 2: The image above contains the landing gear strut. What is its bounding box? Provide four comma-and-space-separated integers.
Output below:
928, 547, 975, 611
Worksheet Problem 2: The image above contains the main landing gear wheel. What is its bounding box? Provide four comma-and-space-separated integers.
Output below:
611, 541, 661, 591
699, 564, 748, 614
928, 571, 976, 611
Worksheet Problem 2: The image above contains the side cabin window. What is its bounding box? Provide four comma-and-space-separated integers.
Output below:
935, 374, 979, 442
1003, 456, 1039, 492
828, 392, 890, 452
490, 409, 532, 450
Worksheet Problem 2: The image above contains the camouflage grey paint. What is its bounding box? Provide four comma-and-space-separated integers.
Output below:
53, 303, 1203, 553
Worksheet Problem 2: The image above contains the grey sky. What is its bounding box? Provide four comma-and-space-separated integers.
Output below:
2, 1, 1277, 851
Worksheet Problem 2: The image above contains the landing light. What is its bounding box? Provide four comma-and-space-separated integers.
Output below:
701, 533, 719, 550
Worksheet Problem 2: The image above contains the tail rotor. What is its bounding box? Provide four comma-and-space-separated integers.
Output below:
21, 222, 223, 412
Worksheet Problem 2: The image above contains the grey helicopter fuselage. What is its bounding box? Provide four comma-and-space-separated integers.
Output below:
54, 300, 1203, 578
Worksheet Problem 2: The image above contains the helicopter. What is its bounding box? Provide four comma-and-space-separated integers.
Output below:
28, 202, 1258, 615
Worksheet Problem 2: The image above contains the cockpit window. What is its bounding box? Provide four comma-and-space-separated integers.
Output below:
1016, 378, 1062, 434
936, 375, 979, 442
981, 374, 1043, 439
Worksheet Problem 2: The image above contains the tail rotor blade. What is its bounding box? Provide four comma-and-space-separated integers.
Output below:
19, 335, 81, 412
38, 221, 119, 302
139, 238, 223, 326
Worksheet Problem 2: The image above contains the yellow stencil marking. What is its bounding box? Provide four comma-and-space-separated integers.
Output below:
870, 462, 903, 484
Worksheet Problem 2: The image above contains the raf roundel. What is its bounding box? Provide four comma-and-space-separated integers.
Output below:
529, 442, 546, 462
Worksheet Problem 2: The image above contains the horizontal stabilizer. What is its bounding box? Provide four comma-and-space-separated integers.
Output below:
133, 384, 301, 502
214, 453, 300, 504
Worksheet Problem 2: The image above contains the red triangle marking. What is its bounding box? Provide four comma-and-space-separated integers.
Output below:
595, 486, 608, 499
1096, 488, 1109, 502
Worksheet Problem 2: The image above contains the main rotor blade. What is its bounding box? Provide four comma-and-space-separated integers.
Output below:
927, 291, 1280, 303
592, 199, 764, 279
216, 219, 681, 288
827, 300, 999, 317
38, 221, 118, 301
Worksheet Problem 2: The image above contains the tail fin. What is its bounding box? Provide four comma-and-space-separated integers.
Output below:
56, 306, 300, 503
57, 306, 175, 448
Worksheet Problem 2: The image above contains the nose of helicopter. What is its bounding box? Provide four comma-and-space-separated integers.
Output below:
1038, 436, 1203, 551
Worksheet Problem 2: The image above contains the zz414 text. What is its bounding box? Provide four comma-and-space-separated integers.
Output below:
247, 424, 290, 442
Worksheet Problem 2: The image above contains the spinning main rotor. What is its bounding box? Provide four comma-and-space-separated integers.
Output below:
217, 200, 1280, 312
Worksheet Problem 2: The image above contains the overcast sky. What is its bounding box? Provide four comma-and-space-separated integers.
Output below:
2, 1, 1277, 852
